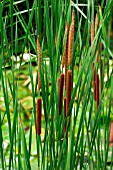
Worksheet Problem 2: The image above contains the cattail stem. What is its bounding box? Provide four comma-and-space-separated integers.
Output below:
100, 59, 104, 93
59, 73, 64, 115
66, 70, 72, 113
64, 98, 66, 132
92, 62, 97, 101
96, 74, 99, 110
36, 98, 42, 135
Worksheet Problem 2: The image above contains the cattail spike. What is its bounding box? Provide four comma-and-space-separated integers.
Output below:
66, 70, 72, 113
37, 36, 42, 90
59, 73, 64, 115
37, 36, 42, 59
95, 13, 98, 34
91, 21, 95, 44
36, 98, 42, 135
68, 10, 74, 66
62, 21, 69, 89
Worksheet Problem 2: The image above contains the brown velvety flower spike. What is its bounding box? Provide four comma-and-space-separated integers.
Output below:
62, 21, 69, 89
95, 13, 98, 34
68, 10, 74, 66
59, 73, 64, 115
37, 36, 42, 90
66, 70, 72, 113
91, 21, 94, 44
36, 98, 42, 135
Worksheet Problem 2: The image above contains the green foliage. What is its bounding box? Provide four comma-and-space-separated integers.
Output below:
0, 0, 113, 169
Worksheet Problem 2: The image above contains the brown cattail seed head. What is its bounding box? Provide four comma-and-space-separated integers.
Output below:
91, 21, 95, 44
66, 70, 72, 113
36, 98, 42, 135
62, 21, 69, 89
59, 73, 64, 115
68, 10, 74, 66
37, 36, 42, 90
37, 36, 42, 60
95, 13, 98, 34
62, 21, 69, 68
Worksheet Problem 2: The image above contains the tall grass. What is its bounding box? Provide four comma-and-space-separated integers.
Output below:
0, 0, 113, 169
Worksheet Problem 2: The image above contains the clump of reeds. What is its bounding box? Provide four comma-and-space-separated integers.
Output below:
68, 10, 75, 66
36, 98, 42, 135
37, 36, 42, 90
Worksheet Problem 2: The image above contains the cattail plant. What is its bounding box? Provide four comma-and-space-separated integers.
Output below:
68, 10, 74, 66
59, 73, 64, 115
91, 13, 100, 104
99, 20, 103, 93
36, 98, 42, 135
95, 13, 99, 63
62, 21, 69, 89
66, 70, 72, 113
91, 20, 96, 101
37, 36, 42, 90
